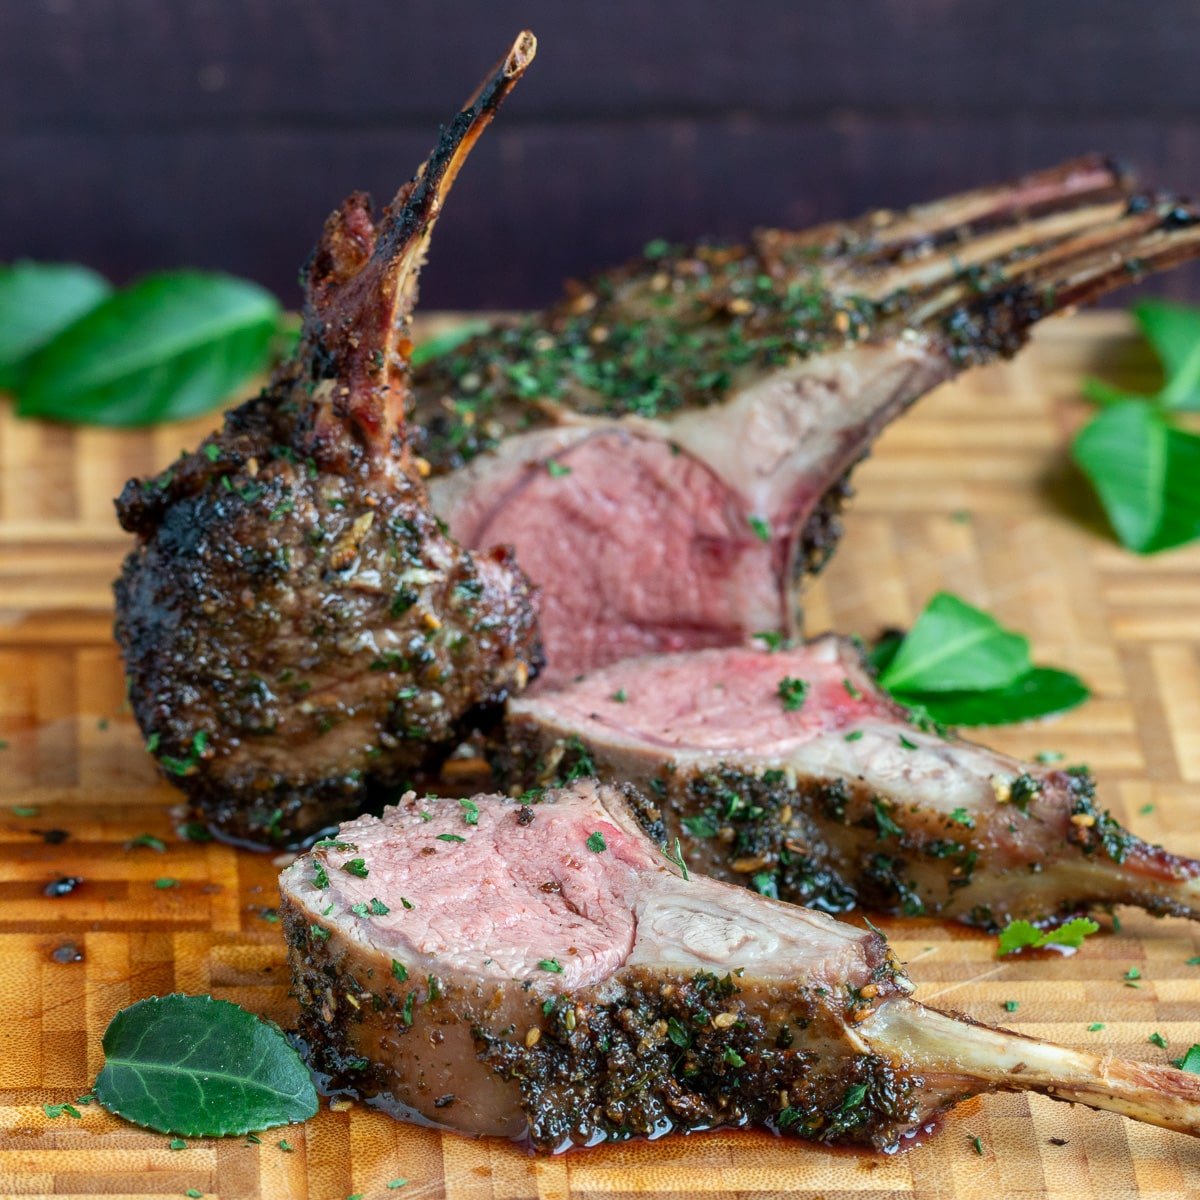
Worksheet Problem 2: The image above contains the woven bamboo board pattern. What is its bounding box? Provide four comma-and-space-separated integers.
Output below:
2, 311, 1200, 1200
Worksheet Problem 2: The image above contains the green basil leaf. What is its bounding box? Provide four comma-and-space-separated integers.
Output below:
93, 994, 317, 1135
896, 667, 1089, 727
1072, 401, 1200, 554
0, 262, 111, 390
1134, 299, 1200, 411
1081, 376, 1144, 408
18, 271, 281, 427
411, 320, 490, 366
878, 592, 1029, 694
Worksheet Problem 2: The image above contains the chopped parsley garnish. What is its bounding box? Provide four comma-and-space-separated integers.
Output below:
949, 807, 975, 827
44, 1102, 82, 1119
401, 992, 416, 1026
312, 861, 329, 889
839, 1082, 868, 1112
341, 857, 369, 877
127, 833, 167, 853
667, 1016, 691, 1047
309, 924, 330, 941
312, 839, 354, 852
844, 729, 863, 742
723, 1046, 746, 1067
1187, 956, 1200, 966
748, 514, 772, 543
996, 917, 1099, 956
169, 1137, 187, 1150
391, 960, 409, 982
458, 798, 479, 826
400, 897, 414, 910
753, 630, 785, 652
872, 797, 904, 840
1088, 1022, 1105, 1032
1139, 803, 1155, 815
1150, 1032, 1168, 1049
369, 897, 389, 916
435, 833, 466, 844
538, 959, 564, 973
777, 676, 808, 712
278, 1139, 294, 1152
680, 814, 718, 838
1003, 1000, 1019, 1012
1124, 966, 1142, 986
586, 831, 607, 853
661, 836, 690, 881
1175, 1044, 1200, 1073
898, 734, 918, 750
11, 804, 38, 817
350, 903, 370, 917
842, 677, 862, 700
545, 459, 572, 477
611, 689, 628, 703
154, 878, 178, 889
971, 1135, 984, 1156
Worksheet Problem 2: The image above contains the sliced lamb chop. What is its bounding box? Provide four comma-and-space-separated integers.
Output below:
495, 638, 1200, 929
409, 158, 1200, 687
279, 780, 1200, 1151
113, 35, 541, 847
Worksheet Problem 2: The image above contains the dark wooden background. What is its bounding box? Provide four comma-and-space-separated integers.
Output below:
5, 0, 1200, 309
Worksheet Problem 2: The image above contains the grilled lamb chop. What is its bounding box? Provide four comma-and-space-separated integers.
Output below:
411, 158, 1200, 687
495, 638, 1200, 929
280, 779, 1200, 1151
114, 35, 541, 847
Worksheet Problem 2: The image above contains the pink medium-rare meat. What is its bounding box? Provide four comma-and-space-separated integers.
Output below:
497, 637, 1200, 927
280, 780, 1200, 1151
444, 428, 780, 667
112, 35, 542, 846
410, 158, 1200, 686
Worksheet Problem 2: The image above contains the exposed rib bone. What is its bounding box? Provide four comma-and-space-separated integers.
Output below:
861, 999, 1200, 1139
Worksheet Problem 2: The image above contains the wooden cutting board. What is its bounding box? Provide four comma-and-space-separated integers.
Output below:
3, 312, 1200, 1200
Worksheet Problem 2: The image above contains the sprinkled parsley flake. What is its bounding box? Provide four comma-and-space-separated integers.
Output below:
777, 676, 808, 712
586, 830, 607, 853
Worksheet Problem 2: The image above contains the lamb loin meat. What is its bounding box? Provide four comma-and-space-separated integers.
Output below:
410, 158, 1200, 687
114, 35, 541, 847
496, 638, 1200, 929
280, 779, 1200, 1151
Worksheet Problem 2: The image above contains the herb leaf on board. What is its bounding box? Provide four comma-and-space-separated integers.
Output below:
410, 321, 490, 366
1074, 298, 1200, 554
873, 594, 1089, 726
879, 592, 1030, 694
997, 917, 1100, 957
901, 668, 1090, 727
1072, 401, 1200, 554
18, 272, 281, 427
0, 262, 111, 390
1132, 299, 1200, 411
93, 994, 317, 1135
